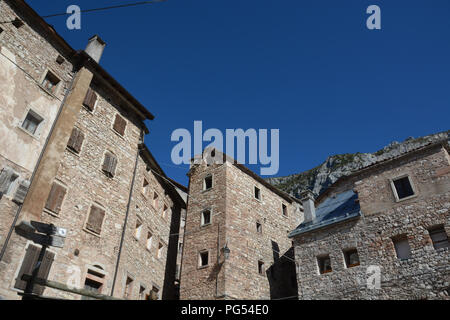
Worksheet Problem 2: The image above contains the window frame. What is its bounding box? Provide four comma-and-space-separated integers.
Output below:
254, 186, 261, 201
389, 174, 417, 202
428, 225, 450, 251
198, 250, 210, 269
83, 203, 107, 237
317, 254, 333, 275
201, 209, 212, 227
343, 248, 360, 268
392, 234, 412, 260
40, 69, 61, 96
20, 109, 45, 138
203, 174, 213, 191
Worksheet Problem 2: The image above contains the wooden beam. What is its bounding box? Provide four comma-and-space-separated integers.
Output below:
21, 275, 121, 300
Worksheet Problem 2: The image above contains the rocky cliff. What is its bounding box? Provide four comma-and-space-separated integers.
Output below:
267, 130, 450, 198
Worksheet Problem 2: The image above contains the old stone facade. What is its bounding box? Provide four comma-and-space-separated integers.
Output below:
290, 142, 450, 300
0, 0, 185, 300
180, 153, 302, 300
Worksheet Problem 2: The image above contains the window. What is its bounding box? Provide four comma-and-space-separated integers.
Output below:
157, 243, 164, 259
256, 222, 262, 234
146, 232, 153, 251
13, 179, 30, 204
12, 18, 24, 28
135, 218, 143, 240
139, 285, 146, 300
148, 286, 159, 300
56, 55, 65, 65
201, 209, 211, 226
392, 176, 415, 200
14, 244, 55, 295
258, 261, 265, 275
392, 235, 412, 260
317, 255, 332, 274
152, 192, 159, 209
44, 182, 67, 215
102, 152, 118, 178
83, 88, 97, 112
254, 187, 261, 200
142, 179, 149, 196
86, 205, 106, 235
203, 175, 213, 191
124, 276, 133, 299
163, 204, 169, 219
82, 267, 105, 300
113, 114, 127, 136
282, 204, 288, 216
343, 248, 360, 268
199, 251, 209, 267
428, 226, 449, 250
41, 71, 60, 94
21, 110, 43, 136
0, 167, 19, 196
67, 127, 85, 154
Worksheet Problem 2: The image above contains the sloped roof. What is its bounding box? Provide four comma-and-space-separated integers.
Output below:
289, 190, 361, 237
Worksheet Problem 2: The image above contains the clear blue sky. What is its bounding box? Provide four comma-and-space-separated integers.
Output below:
29, 0, 450, 186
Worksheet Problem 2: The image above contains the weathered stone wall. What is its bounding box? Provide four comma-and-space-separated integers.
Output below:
0, 1, 76, 298
293, 145, 450, 300
180, 159, 301, 300
117, 155, 176, 300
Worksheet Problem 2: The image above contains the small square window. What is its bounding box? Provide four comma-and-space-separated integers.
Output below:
41, 71, 60, 94
135, 219, 143, 240
428, 226, 449, 250
139, 285, 146, 300
21, 110, 43, 136
392, 176, 415, 200
153, 192, 159, 209
56, 55, 65, 65
199, 251, 209, 267
124, 277, 133, 299
256, 222, 262, 234
392, 235, 412, 260
142, 179, 149, 195
0, 27, 4, 35
317, 255, 332, 274
282, 204, 288, 216
258, 260, 265, 275
201, 209, 211, 226
146, 232, 153, 251
204, 175, 213, 191
157, 243, 164, 259
254, 187, 261, 200
12, 18, 24, 29
343, 248, 360, 268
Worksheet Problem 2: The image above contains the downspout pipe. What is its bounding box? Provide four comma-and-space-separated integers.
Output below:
110, 129, 144, 296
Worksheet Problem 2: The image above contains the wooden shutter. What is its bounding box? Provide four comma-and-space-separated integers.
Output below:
67, 128, 84, 154
86, 206, 105, 235
45, 183, 67, 214
0, 167, 14, 194
102, 152, 117, 177
113, 114, 127, 136
14, 245, 54, 294
13, 180, 30, 204
83, 88, 97, 111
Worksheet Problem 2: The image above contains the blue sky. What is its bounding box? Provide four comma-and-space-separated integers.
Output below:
29, 0, 450, 186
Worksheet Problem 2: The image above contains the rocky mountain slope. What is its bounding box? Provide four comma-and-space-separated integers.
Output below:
267, 130, 450, 198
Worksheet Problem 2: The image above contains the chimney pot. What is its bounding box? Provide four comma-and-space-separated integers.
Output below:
300, 190, 316, 223
85, 35, 106, 63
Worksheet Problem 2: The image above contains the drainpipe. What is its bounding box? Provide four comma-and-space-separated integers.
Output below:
110, 128, 144, 297
0, 66, 78, 263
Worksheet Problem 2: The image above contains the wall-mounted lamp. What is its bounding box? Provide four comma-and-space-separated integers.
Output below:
222, 243, 230, 260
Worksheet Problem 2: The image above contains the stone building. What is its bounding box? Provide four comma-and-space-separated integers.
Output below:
180, 151, 303, 300
290, 141, 450, 300
0, 0, 185, 300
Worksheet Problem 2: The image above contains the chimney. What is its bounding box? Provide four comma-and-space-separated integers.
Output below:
85, 35, 106, 63
301, 190, 316, 223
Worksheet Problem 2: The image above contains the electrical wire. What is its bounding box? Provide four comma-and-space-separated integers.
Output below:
0, 0, 167, 25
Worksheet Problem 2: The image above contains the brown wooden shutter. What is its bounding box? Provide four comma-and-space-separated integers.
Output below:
86, 206, 105, 235
14, 244, 40, 291
34, 250, 55, 295
83, 88, 97, 111
102, 153, 117, 177
74, 130, 85, 153
113, 114, 127, 136
45, 183, 67, 214
13, 180, 30, 204
109, 155, 118, 177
